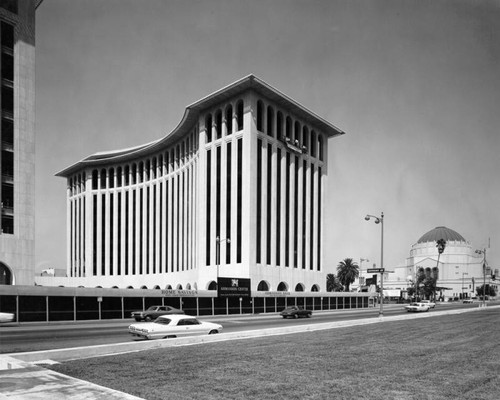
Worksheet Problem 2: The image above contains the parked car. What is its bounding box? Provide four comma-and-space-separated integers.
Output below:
0, 312, 15, 323
131, 305, 184, 322
420, 300, 436, 309
404, 302, 430, 312
128, 315, 222, 340
280, 306, 312, 319
463, 299, 474, 304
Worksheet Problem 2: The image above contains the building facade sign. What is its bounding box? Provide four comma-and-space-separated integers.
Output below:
162, 289, 198, 297
217, 278, 251, 298
264, 291, 290, 297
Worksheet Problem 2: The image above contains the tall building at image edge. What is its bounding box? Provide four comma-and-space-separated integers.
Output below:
37, 75, 345, 293
0, 1, 43, 285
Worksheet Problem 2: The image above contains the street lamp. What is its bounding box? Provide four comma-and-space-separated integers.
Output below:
216, 236, 230, 290
462, 272, 468, 299
365, 212, 384, 316
475, 248, 487, 307
414, 267, 420, 301
359, 258, 369, 289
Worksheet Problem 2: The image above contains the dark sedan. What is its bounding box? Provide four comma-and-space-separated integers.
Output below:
280, 306, 312, 319
131, 305, 185, 322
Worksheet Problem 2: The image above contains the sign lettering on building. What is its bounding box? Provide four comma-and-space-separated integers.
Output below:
217, 277, 251, 298
264, 291, 290, 297
162, 289, 198, 297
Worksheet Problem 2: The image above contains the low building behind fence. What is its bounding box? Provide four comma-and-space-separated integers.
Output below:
0, 285, 375, 323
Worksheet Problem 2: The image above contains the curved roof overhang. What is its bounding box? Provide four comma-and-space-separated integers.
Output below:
56, 74, 345, 178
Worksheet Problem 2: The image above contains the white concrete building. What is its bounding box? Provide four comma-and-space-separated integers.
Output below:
383, 226, 498, 299
0, 0, 43, 286
36, 75, 345, 293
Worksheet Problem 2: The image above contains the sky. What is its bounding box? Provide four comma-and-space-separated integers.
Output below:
35, 0, 500, 274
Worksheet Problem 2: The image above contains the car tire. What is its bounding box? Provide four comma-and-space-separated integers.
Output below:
134, 318, 141, 322
209, 330, 219, 335
145, 316, 153, 322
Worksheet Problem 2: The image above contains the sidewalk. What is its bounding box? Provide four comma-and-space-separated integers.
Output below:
0, 356, 144, 400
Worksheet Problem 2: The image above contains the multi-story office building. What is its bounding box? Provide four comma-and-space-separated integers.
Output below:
49, 75, 345, 293
0, 0, 42, 285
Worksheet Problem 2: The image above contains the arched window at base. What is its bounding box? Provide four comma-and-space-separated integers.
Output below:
295, 283, 305, 292
0, 263, 12, 285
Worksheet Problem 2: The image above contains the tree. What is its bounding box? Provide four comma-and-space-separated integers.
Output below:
476, 284, 497, 297
421, 276, 438, 300
436, 238, 446, 255
336, 258, 359, 292
414, 268, 425, 300
326, 273, 343, 292
415, 267, 437, 300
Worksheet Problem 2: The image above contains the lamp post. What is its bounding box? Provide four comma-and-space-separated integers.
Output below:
216, 236, 230, 290
365, 212, 384, 316
359, 258, 369, 289
462, 272, 468, 299
475, 248, 487, 307
413, 264, 421, 301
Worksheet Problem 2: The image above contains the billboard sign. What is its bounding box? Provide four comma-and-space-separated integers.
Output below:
217, 277, 251, 298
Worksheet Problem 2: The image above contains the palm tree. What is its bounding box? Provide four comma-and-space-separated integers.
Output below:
337, 258, 359, 292
434, 239, 446, 300
326, 273, 343, 292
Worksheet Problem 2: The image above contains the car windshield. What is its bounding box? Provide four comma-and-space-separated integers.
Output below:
154, 318, 171, 325
146, 306, 158, 311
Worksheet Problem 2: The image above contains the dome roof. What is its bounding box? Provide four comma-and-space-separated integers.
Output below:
417, 226, 466, 244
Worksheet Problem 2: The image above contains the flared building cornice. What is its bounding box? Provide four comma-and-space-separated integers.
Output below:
56, 74, 345, 177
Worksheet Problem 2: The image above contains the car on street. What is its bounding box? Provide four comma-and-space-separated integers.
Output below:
131, 305, 185, 322
280, 306, 312, 319
128, 314, 222, 340
0, 312, 15, 323
404, 302, 430, 312
420, 300, 436, 308
463, 299, 474, 303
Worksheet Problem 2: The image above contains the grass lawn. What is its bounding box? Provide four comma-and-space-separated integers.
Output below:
48, 309, 500, 400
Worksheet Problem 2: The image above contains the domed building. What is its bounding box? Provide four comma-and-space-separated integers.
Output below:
383, 226, 497, 300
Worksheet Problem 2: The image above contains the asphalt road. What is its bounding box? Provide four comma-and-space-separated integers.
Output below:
0, 302, 486, 354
